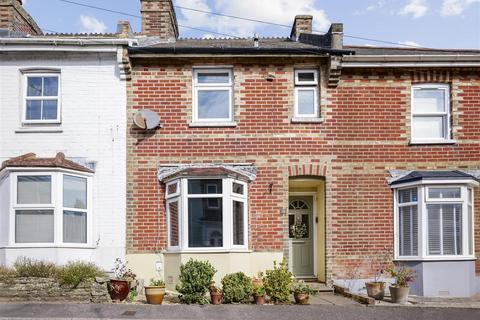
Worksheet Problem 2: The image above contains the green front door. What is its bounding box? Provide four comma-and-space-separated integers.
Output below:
289, 196, 314, 277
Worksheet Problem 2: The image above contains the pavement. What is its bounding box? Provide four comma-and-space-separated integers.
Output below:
1, 303, 480, 320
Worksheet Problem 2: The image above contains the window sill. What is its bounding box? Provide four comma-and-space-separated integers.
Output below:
291, 117, 324, 124
394, 257, 476, 262
164, 249, 252, 254
15, 127, 63, 133
409, 139, 457, 145
189, 122, 238, 128
1, 244, 95, 249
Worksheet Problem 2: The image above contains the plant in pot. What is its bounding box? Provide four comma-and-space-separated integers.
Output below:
252, 286, 266, 305
387, 266, 416, 304
144, 279, 166, 305
291, 280, 318, 305
108, 258, 136, 302
176, 259, 216, 305
364, 247, 393, 300
264, 259, 294, 304
209, 285, 223, 305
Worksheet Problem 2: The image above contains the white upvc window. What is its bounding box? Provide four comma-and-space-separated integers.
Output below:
294, 69, 319, 118
411, 84, 451, 143
394, 183, 475, 260
192, 68, 234, 123
10, 171, 92, 246
23, 73, 61, 124
165, 177, 248, 251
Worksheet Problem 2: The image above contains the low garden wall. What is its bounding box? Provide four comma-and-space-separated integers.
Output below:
0, 277, 111, 303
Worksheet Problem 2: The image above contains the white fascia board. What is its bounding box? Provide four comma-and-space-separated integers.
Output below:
390, 179, 480, 189
342, 54, 480, 67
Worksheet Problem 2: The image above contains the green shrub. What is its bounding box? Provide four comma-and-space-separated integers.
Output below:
13, 257, 58, 278
221, 272, 253, 303
57, 262, 106, 288
264, 259, 294, 303
176, 259, 216, 304
0, 266, 16, 283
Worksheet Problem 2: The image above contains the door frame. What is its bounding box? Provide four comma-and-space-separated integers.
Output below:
288, 192, 317, 278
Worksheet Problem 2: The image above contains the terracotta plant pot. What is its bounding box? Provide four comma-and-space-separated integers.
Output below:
210, 292, 222, 305
108, 279, 130, 301
389, 286, 410, 304
253, 294, 265, 305
293, 292, 310, 305
365, 282, 386, 300
144, 286, 165, 305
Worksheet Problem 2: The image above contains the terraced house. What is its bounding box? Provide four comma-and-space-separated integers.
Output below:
127, 0, 480, 297
0, 0, 134, 271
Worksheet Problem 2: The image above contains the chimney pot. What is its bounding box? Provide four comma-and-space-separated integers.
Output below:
290, 15, 313, 40
117, 20, 133, 38
328, 23, 343, 49
140, 0, 179, 40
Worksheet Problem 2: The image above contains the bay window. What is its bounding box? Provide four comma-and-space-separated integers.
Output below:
165, 177, 248, 251
394, 183, 475, 260
11, 171, 91, 246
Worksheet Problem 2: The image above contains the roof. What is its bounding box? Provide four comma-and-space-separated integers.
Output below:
129, 36, 353, 56
345, 45, 480, 56
0, 153, 93, 173
389, 170, 479, 186
158, 164, 257, 182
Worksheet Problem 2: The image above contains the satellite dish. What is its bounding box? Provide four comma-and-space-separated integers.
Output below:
133, 109, 160, 130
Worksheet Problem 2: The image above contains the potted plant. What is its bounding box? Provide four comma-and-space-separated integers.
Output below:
144, 279, 166, 305
387, 266, 416, 304
364, 247, 393, 300
108, 258, 136, 302
291, 280, 318, 305
209, 285, 223, 305
252, 286, 266, 305
251, 272, 264, 289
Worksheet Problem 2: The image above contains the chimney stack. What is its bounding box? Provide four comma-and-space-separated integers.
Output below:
140, 0, 178, 40
0, 0, 42, 35
290, 15, 313, 40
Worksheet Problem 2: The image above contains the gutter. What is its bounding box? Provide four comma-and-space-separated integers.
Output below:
128, 46, 354, 57
342, 54, 480, 67
0, 37, 137, 46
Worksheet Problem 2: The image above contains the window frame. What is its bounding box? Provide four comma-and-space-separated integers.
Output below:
22, 73, 62, 125
410, 84, 451, 144
165, 176, 248, 252
9, 169, 93, 248
294, 69, 320, 119
192, 68, 234, 123
393, 182, 476, 261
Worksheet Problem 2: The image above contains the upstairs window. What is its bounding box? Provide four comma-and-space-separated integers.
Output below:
411, 84, 450, 143
193, 69, 233, 123
165, 177, 248, 251
294, 70, 319, 118
23, 73, 61, 124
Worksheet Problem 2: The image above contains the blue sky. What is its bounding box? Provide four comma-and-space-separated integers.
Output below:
23, 0, 480, 48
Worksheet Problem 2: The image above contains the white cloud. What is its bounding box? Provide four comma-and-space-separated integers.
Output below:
354, 1, 386, 15
401, 40, 422, 47
176, 0, 330, 38
79, 15, 107, 34
399, 0, 429, 18
441, 0, 480, 16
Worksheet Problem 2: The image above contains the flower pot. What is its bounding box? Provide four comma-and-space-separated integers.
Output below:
144, 286, 165, 305
365, 282, 386, 300
293, 292, 310, 305
252, 278, 263, 289
389, 286, 410, 304
210, 292, 222, 305
253, 294, 265, 305
108, 279, 130, 301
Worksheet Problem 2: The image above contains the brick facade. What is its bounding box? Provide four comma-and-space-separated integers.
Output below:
127, 57, 480, 281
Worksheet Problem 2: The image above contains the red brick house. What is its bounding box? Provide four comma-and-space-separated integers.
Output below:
127, 0, 480, 297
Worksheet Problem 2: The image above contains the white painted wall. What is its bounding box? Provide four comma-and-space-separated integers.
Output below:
0, 51, 127, 271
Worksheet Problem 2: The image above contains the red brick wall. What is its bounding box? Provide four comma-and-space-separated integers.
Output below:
0, 0, 42, 35
127, 61, 480, 280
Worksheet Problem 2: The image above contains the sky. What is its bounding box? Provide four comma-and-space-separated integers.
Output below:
22, 0, 480, 49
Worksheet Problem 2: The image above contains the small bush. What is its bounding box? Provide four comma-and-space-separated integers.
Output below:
57, 262, 106, 288
264, 259, 294, 303
0, 266, 16, 283
221, 272, 252, 303
176, 259, 216, 305
13, 257, 58, 278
